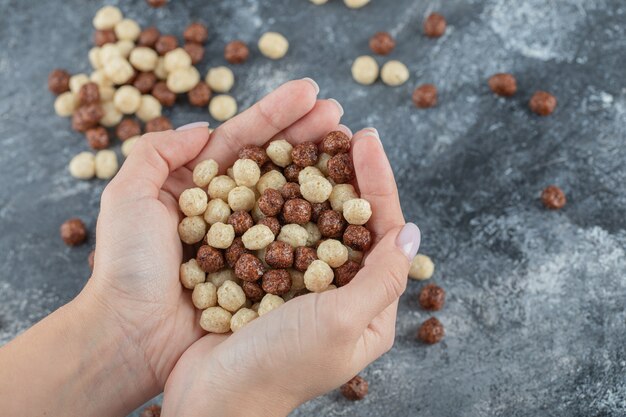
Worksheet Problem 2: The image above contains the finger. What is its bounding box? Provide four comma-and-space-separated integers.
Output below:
162, 166, 194, 200
272, 99, 344, 145
189, 78, 319, 170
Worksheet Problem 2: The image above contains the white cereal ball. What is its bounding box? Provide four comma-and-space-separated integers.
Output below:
192, 282, 217, 309
94, 150, 119, 180
329, 184, 358, 212
230, 308, 258, 332
121, 136, 139, 157
298, 166, 323, 184
316, 153, 331, 176
304, 259, 334, 292
68, 152, 95, 179
154, 57, 168, 80
250, 201, 265, 222
258, 293, 285, 316
99, 85, 116, 101
180, 259, 206, 289
209, 94, 238, 121
226, 167, 235, 180
54, 92, 77, 117
178, 216, 208, 245
200, 306, 232, 333
256, 170, 287, 195
193, 159, 219, 187
167, 66, 200, 93
113, 85, 141, 114
179, 188, 208, 217
203, 198, 231, 225
258, 32, 289, 60
100, 101, 124, 127
242, 224, 275, 250
206, 66, 235, 93
100, 43, 122, 63
116, 40, 135, 58
136, 94, 162, 122
208, 175, 237, 201
208, 269, 238, 288
104, 56, 135, 85
129, 47, 159, 72
300, 176, 333, 203
114, 18, 140, 41
266, 139, 293, 167
289, 269, 306, 291
233, 159, 261, 187
303, 222, 322, 247
227, 186, 256, 212
310, 0, 328, 4
278, 224, 309, 248
69, 73, 90, 94
164, 48, 192, 73
317, 239, 348, 268
344, 0, 370, 8
89, 47, 102, 69
217, 280, 246, 312
351, 55, 379, 85
93, 5, 123, 30
381, 60, 410, 86
409, 254, 435, 280
207, 222, 235, 249
342, 198, 372, 225
90, 70, 113, 87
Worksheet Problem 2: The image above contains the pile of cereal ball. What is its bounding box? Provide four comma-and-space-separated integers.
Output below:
178, 131, 373, 333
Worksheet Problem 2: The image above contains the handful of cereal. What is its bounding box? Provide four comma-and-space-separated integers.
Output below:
178, 131, 373, 333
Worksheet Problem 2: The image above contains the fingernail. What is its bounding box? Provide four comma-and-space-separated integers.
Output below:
328, 98, 344, 116
301, 77, 320, 95
338, 123, 352, 137
176, 121, 210, 131
362, 127, 379, 139
396, 223, 421, 261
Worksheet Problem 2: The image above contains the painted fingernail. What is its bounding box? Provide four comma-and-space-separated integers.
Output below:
362, 127, 379, 139
396, 223, 421, 261
328, 98, 344, 116
338, 123, 352, 137
176, 121, 210, 131
301, 77, 320, 95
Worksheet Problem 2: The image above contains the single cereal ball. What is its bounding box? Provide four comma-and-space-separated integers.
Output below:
104, 56, 135, 85
304, 222, 322, 247
151, 81, 176, 107
115, 18, 140, 41
216, 280, 246, 312
340, 376, 369, 400
116, 118, 141, 140
164, 48, 192, 73
193, 159, 219, 187
317, 209, 345, 238
266, 140, 293, 167
135, 94, 161, 122
224, 40, 249, 64
304, 259, 334, 292
342, 198, 372, 225
334, 260, 360, 287
146, 0, 167, 8
283, 199, 312, 225
93, 5, 123, 30
178, 216, 207, 245
237, 145, 267, 168
419, 283, 446, 311
72, 103, 104, 132
113, 85, 141, 114
412, 84, 438, 108
329, 184, 358, 212
54, 92, 77, 117
116, 39, 134, 58
48, 69, 71, 94
69, 152, 96, 179
98, 85, 116, 102
206, 66, 235, 93
208, 175, 237, 201
316, 239, 348, 268
409, 254, 435, 280
155, 34, 179, 56
183, 42, 205, 64
179, 188, 208, 216
257, 188, 284, 217
310, 0, 328, 4
196, 245, 225, 273
209, 94, 238, 121
423, 13, 447, 38
192, 282, 217, 309
145, 115, 173, 133
380, 60, 409, 86
301, 176, 333, 204
282, 165, 300, 183
121, 136, 139, 157
225, 237, 249, 268
208, 269, 237, 288
200, 306, 232, 333
256, 170, 287, 195
257, 293, 285, 316
69, 73, 90, 94
294, 246, 317, 272
344, 0, 370, 8
258, 32, 289, 60
234, 253, 265, 282
541, 185, 566, 209
230, 308, 258, 332
321, 131, 351, 156
60, 218, 87, 246
228, 211, 254, 236
188, 82, 212, 107
100, 101, 123, 127
167, 66, 200, 93
184, 22, 209, 44
233, 159, 261, 187
278, 224, 309, 248
138, 26, 160, 47
529, 91, 557, 116
228, 186, 256, 212
207, 222, 235, 249
488, 73, 517, 97
369, 31, 395, 55
292, 142, 319, 167
180, 259, 206, 289
95, 150, 119, 179
242, 224, 275, 250
204, 198, 231, 225
129, 47, 159, 72
417, 317, 445, 344
343, 225, 372, 251
99, 43, 122, 62
297, 166, 323, 185
265, 241, 294, 269
327, 153, 355, 184
262, 269, 292, 295
78, 82, 100, 106
242, 280, 265, 302
280, 182, 302, 200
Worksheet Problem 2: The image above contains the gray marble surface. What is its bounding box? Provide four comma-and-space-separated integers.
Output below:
1, 0, 625, 415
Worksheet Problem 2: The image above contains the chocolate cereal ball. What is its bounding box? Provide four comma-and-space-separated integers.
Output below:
321, 131, 351, 156
140, 404, 162, 417
72, 103, 104, 132
340, 375, 368, 401
317, 210, 346, 238
311, 201, 331, 222
283, 164, 302, 183
78, 82, 100, 106
282, 198, 312, 225
541, 185, 566, 210
417, 317, 445, 344
145, 115, 172, 132
225, 237, 249, 267
327, 153, 355, 184
188, 82, 212, 107
239, 145, 268, 167
262, 269, 292, 295
93, 29, 117, 46
258, 188, 284, 217
257, 217, 281, 236
228, 211, 254, 236
291, 142, 319, 167
146, 0, 167, 7
60, 218, 87, 246
343, 225, 372, 252
423, 12, 447, 38
155, 35, 178, 56
196, 245, 224, 273
280, 182, 302, 200
294, 246, 317, 272
264, 241, 294, 269
116, 118, 141, 140
242, 280, 265, 302
48, 69, 71, 95
369, 31, 395, 55
133, 71, 158, 94
224, 40, 249, 64
184, 22, 209, 44
529, 91, 557, 116
86, 126, 110, 150
419, 284, 446, 311
184, 42, 205, 64
488, 73, 517, 97
152, 81, 177, 107
412, 84, 438, 109
137, 27, 160, 47
234, 253, 265, 282
334, 260, 360, 287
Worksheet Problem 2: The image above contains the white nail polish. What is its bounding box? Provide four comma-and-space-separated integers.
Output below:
176, 121, 210, 131
328, 99, 344, 116
301, 77, 320, 95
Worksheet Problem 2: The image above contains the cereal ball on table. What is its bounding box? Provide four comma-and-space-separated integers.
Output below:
409, 254, 434, 280
541, 185, 566, 209
196, 245, 225, 273
209, 94, 237, 121
234, 253, 265, 282
217, 280, 246, 312
278, 224, 309, 248
179, 187, 208, 216
93, 30, 116, 47
76, 81, 98, 103
188, 82, 212, 107
380, 60, 409, 86
419, 283, 446, 311
342, 198, 372, 225
316, 239, 348, 268
423, 13, 447, 38
206, 66, 235, 93
228, 186, 256, 212
99, 101, 123, 127
113, 85, 141, 114
93, 6, 123, 30
257, 293, 285, 316
256, 170, 287, 195
192, 282, 217, 309
200, 306, 232, 333
151, 81, 176, 107
417, 317, 444, 344
233, 159, 261, 187
230, 308, 258, 332
412, 84, 438, 108
129, 47, 159, 72
86, 127, 110, 150
154, 57, 168, 80
488, 73, 517, 97
208, 175, 236, 201
99, 43, 122, 62
116, 118, 141, 141
529, 91, 557, 116
54, 92, 77, 117
224, 40, 249, 64
180, 259, 206, 289
71, 103, 104, 132
262, 269, 292, 295
193, 159, 219, 187
351, 56, 379, 85
138, 26, 160, 48
88, 48, 103, 69
242, 224, 275, 250
114, 19, 140, 41
204, 199, 232, 226
69, 152, 96, 179
184, 22, 209, 44
370, 32, 395, 55
304, 259, 334, 292
301, 176, 333, 204
167, 66, 200, 93
266, 139, 293, 167
178, 216, 207, 245
60, 218, 87, 246
104, 56, 135, 85
48, 69, 71, 94
183, 42, 204, 64
164, 48, 192, 73
344, 0, 370, 8
329, 184, 357, 212
69, 74, 90, 94
206, 222, 235, 249
136, 94, 162, 122
155, 35, 178, 56
340, 376, 369, 400
145, 115, 173, 133
258, 32, 289, 60
95, 150, 119, 179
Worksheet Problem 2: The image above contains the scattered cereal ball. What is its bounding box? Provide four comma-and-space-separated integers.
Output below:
242, 224, 275, 250
228, 186, 256, 212
152, 81, 176, 107
129, 47, 159, 72
344, 0, 370, 8
167, 66, 200, 93
93, 6, 123, 30
208, 175, 237, 201
69, 152, 96, 179
154, 57, 168, 79
196, 245, 225, 273
233, 159, 261, 187
88, 47, 103, 69
94, 150, 119, 179
380, 60, 409, 86
114, 18, 140, 41
69, 73, 90, 94
242, 280, 265, 302
228, 211, 254, 236
60, 218, 87, 246
78, 82, 100, 106
178, 216, 208, 245
419, 283, 446, 311
340, 375, 369, 400
209, 94, 237, 121
351, 55, 379, 85
180, 258, 206, 289
192, 282, 217, 309
258, 32, 289, 60
71, 103, 104, 132
412, 84, 438, 108
417, 317, 444, 344
265, 241, 294, 269
529, 91, 557, 116
256, 170, 287, 194
188, 82, 212, 107
155, 34, 179, 56
121, 136, 139, 157
316, 239, 348, 268
327, 153, 355, 184
100, 101, 124, 127
164, 48, 192, 73
184, 22, 209, 44
146, 0, 167, 8
48, 69, 71, 95
200, 306, 232, 333
262, 269, 292, 295
104, 56, 135, 85
257, 293, 285, 316
303, 222, 322, 247
94, 29, 117, 47
301, 176, 333, 204
207, 222, 235, 249
278, 224, 309, 248
488, 73, 517, 97
541, 185, 566, 209
224, 40, 249, 64
317, 209, 345, 238
54, 92, 77, 117
113, 85, 141, 114
206, 66, 235, 93
138, 26, 160, 47
266, 139, 293, 167
423, 13, 447, 38
234, 253, 265, 282
136, 94, 162, 122
204, 198, 232, 225
343, 225, 372, 251
334, 260, 360, 287
193, 159, 219, 187
282, 199, 312, 225
342, 198, 372, 225
409, 254, 435, 280
116, 118, 141, 140
90, 70, 113, 87
370, 31, 395, 55
179, 187, 209, 216
86, 127, 109, 150
230, 308, 258, 332
145, 115, 173, 133
208, 268, 237, 287
98, 85, 116, 102
217, 280, 246, 312
304, 259, 334, 292
329, 184, 358, 212
100, 43, 122, 62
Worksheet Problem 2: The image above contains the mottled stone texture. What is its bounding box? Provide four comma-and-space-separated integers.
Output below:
0, 0, 625, 416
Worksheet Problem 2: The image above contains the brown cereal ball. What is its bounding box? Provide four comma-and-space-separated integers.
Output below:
258, 188, 284, 216
419, 283, 446, 311
116, 118, 142, 140
321, 130, 351, 156
334, 260, 360, 287
184, 22, 209, 44
48, 69, 71, 95
137, 26, 160, 47
234, 253, 265, 282
412, 84, 438, 108
529, 91, 557, 116
152, 81, 177, 107
488, 73, 517, 97
60, 218, 87, 246
228, 211, 254, 236
257, 217, 281, 236
282, 198, 312, 225
327, 153, 355, 184
283, 164, 302, 183
225, 237, 250, 267
184, 42, 205, 64
417, 317, 445, 344
133, 71, 158, 94
72, 103, 104, 132
140, 404, 162, 417
188, 82, 212, 107
291, 142, 319, 167
260, 161, 280, 175
196, 245, 225, 273
541, 185, 566, 209
78, 82, 100, 106
311, 201, 331, 222
224, 40, 249, 64
280, 182, 302, 200
261, 269, 292, 295
294, 246, 317, 272
242, 280, 265, 302
94, 29, 117, 46
317, 210, 346, 238
155, 35, 178, 56
146, 0, 167, 7
340, 375, 369, 401
145, 115, 173, 132
423, 12, 447, 38
265, 241, 294, 268
369, 31, 395, 55
343, 225, 372, 251
85, 126, 110, 150
239, 145, 269, 167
